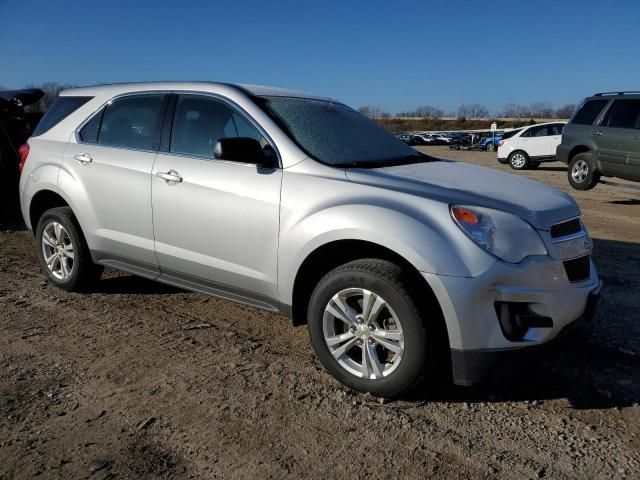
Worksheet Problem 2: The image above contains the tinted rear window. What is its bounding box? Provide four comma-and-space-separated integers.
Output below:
602, 99, 640, 129
571, 99, 609, 125
31, 96, 92, 136
501, 128, 522, 140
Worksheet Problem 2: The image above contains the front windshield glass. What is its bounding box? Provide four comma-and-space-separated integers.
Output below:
255, 96, 433, 168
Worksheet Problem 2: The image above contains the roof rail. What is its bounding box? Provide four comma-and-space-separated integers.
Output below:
593, 91, 640, 96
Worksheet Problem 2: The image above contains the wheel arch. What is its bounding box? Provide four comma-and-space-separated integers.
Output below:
29, 189, 70, 233
568, 145, 591, 162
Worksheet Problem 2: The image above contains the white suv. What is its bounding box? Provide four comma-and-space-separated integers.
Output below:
497, 122, 567, 170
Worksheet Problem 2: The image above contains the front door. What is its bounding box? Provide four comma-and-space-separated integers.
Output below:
151, 94, 282, 307
596, 99, 640, 177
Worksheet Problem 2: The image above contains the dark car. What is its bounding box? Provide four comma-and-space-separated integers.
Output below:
0, 89, 44, 221
557, 91, 640, 190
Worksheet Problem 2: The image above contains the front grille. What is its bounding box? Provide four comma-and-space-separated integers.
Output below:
551, 218, 582, 238
563, 255, 591, 282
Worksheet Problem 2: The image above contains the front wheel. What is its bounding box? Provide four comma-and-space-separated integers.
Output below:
568, 152, 600, 190
307, 259, 442, 398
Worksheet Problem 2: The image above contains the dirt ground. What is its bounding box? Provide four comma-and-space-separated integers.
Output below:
1, 146, 639, 479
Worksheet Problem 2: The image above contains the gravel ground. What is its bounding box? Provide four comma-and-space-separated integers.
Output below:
1, 146, 639, 479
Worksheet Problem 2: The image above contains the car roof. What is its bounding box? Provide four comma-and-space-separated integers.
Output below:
60, 81, 336, 102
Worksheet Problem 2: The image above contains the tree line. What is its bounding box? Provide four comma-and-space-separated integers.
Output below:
2, 82, 577, 120
361, 101, 577, 120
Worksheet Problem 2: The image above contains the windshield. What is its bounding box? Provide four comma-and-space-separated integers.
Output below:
255, 96, 434, 168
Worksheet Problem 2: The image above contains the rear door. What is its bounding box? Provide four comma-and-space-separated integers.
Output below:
60, 93, 167, 274
596, 99, 640, 177
151, 93, 282, 307
546, 123, 565, 157
519, 125, 551, 157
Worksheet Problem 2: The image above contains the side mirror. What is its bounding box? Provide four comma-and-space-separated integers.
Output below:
213, 137, 273, 167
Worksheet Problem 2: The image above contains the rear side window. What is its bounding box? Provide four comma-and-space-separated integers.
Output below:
550, 123, 565, 135
97, 94, 165, 150
31, 96, 92, 136
571, 99, 609, 125
602, 100, 640, 129
501, 128, 522, 140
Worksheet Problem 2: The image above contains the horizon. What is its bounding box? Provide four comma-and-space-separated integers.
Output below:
1, 0, 638, 114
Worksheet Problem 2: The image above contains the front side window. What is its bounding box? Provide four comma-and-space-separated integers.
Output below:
572, 99, 609, 125
603, 99, 640, 129
170, 95, 263, 158
254, 96, 422, 168
549, 123, 565, 135
531, 125, 550, 137
97, 94, 165, 150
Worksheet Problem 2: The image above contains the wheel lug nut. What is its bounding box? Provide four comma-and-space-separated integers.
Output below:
368, 324, 375, 331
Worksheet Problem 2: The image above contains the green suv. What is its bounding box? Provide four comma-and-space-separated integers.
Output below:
557, 91, 640, 190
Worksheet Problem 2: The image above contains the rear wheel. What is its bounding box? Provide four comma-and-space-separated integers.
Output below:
509, 151, 529, 170
307, 259, 443, 398
568, 152, 600, 190
35, 207, 103, 291
485, 142, 495, 152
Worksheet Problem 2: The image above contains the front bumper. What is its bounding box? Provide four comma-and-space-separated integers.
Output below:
421, 256, 601, 386
450, 280, 601, 386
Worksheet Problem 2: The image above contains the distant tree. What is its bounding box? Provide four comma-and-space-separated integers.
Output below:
501, 103, 531, 118
23, 82, 75, 112
529, 101, 554, 118
413, 105, 444, 119
555, 103, 577, 119
358, 105, 390, 119
457, 103, 489, 119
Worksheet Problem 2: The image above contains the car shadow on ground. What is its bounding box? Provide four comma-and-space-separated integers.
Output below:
93, 273, 183, 295
609, 198, 640, 205
533, 166, 566, 172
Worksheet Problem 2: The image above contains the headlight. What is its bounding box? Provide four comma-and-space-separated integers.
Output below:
450, 205, 547, 263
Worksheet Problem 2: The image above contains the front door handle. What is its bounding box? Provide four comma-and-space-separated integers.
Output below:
74, 153, 93, 164
592, 130, 604, 136
155, 170, 183, 183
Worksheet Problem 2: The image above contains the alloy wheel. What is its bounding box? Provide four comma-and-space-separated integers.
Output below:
571, 159, 589, 183
41, 221, 74, 280
511, 153, 526, 168
322, 288, 405, 379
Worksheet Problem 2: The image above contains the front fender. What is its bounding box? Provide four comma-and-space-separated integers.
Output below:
278, 203, 496, 305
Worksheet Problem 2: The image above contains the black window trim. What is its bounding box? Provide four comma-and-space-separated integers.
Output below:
157, 90, 282, 169
74, 91, 171, 154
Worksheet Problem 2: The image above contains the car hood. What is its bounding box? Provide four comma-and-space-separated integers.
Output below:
345, 160, 579, 230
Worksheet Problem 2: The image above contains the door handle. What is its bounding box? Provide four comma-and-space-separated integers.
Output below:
592, 130, 604, 136
74, 153, 93, 164
155, 170, 183, 183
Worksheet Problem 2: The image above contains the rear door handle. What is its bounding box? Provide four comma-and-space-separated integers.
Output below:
155, 169, 183, 183
74, 153, 93, 164
592, 130, 604, 136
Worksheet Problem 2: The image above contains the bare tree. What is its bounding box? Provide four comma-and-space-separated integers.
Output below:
23, 82, 75, 112
413, 105, 444, 119
501, 103, 532, 118
457, 103, 489, 119
529, 102, 554, 118
358, 105, 390, 119
555, 103, 577, 119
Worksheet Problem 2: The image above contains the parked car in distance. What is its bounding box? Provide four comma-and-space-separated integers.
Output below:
557, 92, 640, 190
395, 132, 426, 146
497, 122, 566, 170
19, 82, 601, 398
478, 134, 502, 152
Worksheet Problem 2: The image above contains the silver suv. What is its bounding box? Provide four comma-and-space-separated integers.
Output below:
19, 82, 601, 397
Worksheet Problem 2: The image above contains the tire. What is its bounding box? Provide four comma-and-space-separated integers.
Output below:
508, 151, 529, 170
307, 259, 443, 398
568, 152, 600, 190
485, 142, 495, 152
35, 207, 103, 291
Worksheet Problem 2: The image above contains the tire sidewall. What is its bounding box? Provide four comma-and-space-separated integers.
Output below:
568, 153, 598, 190
308, 267, 426, 397
35, 209, 82, 289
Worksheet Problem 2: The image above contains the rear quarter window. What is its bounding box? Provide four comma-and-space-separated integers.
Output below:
571, 99, 609, 125
31, 96, 92, 136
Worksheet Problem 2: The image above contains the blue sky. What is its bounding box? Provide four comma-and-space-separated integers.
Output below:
1, 0, 638, 114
